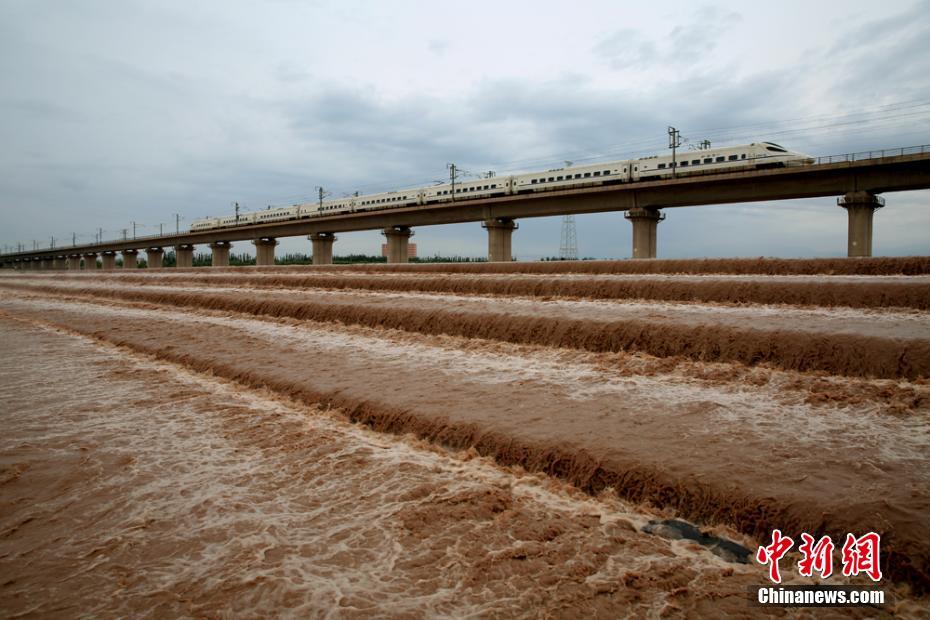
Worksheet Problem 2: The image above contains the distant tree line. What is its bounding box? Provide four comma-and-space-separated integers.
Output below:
177, 252, 490, 266
104, 253, 599, 268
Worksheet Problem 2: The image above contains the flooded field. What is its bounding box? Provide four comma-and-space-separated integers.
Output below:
1, 257, 929, 618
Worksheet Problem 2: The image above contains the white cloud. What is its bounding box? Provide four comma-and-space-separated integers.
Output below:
1, 0, 929, 258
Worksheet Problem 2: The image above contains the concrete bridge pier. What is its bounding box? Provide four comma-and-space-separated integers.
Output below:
309, 232, 336, 265
838, 191, 884, 257
40, 258, 52, 270
482, 218, 518, 262
101, 251, 117, 270
53, 257, 67, 270
122, 249, 138, 269
253, 238, 277, 266
67, 255, 82, 270
382, 226, 413, 263
146, 247, 164, 269
625, 207, 665, 259
210, 241, 232, 267
175, 244, 195, 268
83, 253, 98, 270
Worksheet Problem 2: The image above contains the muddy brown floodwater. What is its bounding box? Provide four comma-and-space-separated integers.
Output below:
1, 258, 929, 618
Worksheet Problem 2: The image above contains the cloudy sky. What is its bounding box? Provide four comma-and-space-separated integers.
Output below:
2, 0, 929, 259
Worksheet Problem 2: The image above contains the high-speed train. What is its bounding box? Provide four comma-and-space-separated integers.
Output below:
190, 142, 813, 231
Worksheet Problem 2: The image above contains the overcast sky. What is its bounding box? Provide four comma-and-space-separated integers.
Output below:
2, 0, 929, 259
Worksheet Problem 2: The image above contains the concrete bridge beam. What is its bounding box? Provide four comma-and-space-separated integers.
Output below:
482, 218, 517, 262
122, 249, 138, 269
146, 247, 164, 269
175, 244, 195, 268
838, 191, 884, 257
309, 232, 336, 265
83, 253, 98, 270
209, 241, 232, 267
382, 226, 413, 263
253, 238, 277, 266
101, 252, 117, 270
624, 208, 665, 259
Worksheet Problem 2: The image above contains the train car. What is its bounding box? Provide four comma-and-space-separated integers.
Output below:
424, 178, 511, 204
253, 206, 297, 225
634, 142, 812, 181
214, 212, 257, 228
512, 161, 630, 194
354, 189, 419, 212
190, 217, 219, 231
316, 197, 356, 216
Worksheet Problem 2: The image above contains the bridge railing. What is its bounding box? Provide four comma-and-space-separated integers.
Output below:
810, 144, 930, 166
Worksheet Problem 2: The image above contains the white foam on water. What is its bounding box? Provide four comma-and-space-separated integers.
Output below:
2, 293, 928, 472
8, 277, 930, 339
0, 316, 767, 618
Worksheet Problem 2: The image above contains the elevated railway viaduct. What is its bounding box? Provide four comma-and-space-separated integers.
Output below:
2, 148, 929, 269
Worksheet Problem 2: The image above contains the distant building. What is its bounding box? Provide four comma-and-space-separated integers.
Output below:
381, 242, 417, 258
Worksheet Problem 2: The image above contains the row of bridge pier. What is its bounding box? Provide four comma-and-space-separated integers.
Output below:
1, 191, 886, 269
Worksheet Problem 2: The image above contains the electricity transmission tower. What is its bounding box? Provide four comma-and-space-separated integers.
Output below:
559, 215, 578, 260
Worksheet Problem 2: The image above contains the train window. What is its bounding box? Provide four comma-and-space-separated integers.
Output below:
728, 155, 738, 161
634, 167, 638, 171
603, 170, 610, 175
704, 158, 712, 164
531, 179, 537, 184
716, 156, 725, 162
691, 159, 700, 165
584, 172, 591, 178
658, 163, 666, 169
556, 176, 563, 181
491, 184, 497, 188
593, 171, 601, 176
680, 161, 688, 167
741, 154, 746, 159
548, 177, 554, 182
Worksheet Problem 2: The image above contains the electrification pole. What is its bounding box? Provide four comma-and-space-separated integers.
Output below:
668, 126, 682, 178
315, 187, 329, 209
447, 163, 460, 201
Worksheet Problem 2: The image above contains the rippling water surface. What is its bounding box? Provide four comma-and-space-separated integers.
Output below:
1, 263, 928, 618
